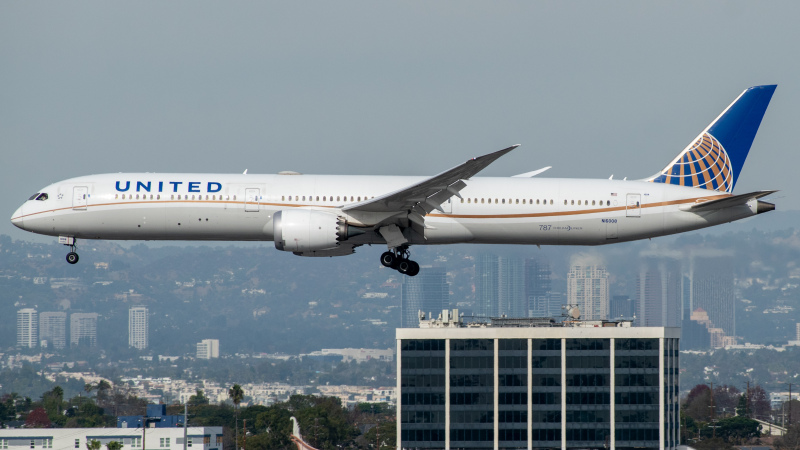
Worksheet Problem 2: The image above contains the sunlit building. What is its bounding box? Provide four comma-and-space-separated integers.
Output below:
129, 306, 149, 350
567, 265, 609, 320
17, 308, 38, 349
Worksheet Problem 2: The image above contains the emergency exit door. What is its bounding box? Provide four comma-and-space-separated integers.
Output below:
73, 186, 88, 210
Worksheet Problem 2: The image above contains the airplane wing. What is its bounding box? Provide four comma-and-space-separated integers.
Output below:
681, 190, 777, 212
343, 145, 519, 218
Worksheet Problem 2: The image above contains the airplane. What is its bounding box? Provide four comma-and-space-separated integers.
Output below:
11, 85, 778, 276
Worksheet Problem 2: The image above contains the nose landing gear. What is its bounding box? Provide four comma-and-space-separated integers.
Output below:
380, 246, 420, 276
60, 236, 79, 264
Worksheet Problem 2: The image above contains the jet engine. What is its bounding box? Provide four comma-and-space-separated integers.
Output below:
273, 210, 364, 253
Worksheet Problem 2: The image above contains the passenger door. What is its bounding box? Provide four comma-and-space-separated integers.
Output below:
626, 193, 641, 217
244, 188, 260, 212
73, 186, 88, 211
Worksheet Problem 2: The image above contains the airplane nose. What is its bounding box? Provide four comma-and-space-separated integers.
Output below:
10, 204, 24, 229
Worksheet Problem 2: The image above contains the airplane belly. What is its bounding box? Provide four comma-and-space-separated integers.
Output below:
163, 205, 274, 241
64, 205, 167, 240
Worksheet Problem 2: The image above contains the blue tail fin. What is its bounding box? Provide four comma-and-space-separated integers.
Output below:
647, 85, 776, 192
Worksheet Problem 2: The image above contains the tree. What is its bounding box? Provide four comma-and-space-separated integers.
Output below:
228, 384, 244, 450
715, 416, 761, 444
25, 407, 52, 428
684, 384, 712, 422
747, 385, 772, 421
713, 385, 741, 418
362, 420, 396, 450
775, 422, 800, 449
251, 406, 293, 449
86, 440, 101, 450
105, 442, 123, 450
188, 390, 210, 406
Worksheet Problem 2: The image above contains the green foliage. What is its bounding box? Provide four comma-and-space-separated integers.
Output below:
188, 389, 210, 406
775, 422, 800, 449
715, 416, 761, 444
85, 440, 101, 450
105, 442, 123, 450
251, 406, 293, 449
362, 420, 395, 450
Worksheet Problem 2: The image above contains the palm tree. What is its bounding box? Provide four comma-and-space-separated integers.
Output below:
105, 442, 123, 450
85, 440, 101, 450
228, 384, 244, 450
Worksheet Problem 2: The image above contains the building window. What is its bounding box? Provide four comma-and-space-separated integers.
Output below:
31, 441, 35, 449
187, 439, 192, 448
160, 438, 170, 447
216, 436, 222, 445
203, 437, 210, 445
74, 440, 80, 449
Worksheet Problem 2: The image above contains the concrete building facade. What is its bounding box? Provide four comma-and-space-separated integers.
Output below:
567, 265, 609, 321
0, 427, 222, 450
70, 313, 98, 347
397, 312, 680, 449
17, 308, 38, 349
129, 306, 149, 350
39, 312, 67, 349
196, 339, 220, 359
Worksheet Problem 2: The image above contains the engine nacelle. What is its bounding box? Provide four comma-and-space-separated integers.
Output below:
273, 210, 363, 253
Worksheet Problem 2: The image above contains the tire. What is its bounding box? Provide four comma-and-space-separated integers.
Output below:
407, 260, 420, 276
380, 252, 396, 268
397, 259, 411, 274
66, 252, 79, 264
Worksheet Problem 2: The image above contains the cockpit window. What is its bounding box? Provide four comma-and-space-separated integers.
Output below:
35, 193, 48, 201
29, 193, 40, 200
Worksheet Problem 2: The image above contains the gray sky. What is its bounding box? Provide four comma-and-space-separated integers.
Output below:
2, 1, 799, 241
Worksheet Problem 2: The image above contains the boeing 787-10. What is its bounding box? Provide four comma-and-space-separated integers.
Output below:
11, 85, 777, 276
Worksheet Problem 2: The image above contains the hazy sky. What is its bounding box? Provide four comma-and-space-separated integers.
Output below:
3, 1, 799, 242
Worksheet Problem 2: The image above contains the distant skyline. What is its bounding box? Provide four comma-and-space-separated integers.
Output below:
2, 2, 800, 245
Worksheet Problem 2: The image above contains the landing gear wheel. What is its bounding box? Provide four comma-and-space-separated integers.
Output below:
397, 259, 412, 274
407, 260, 420, 277
380, 251, 397, 268
66, 252, 79, 264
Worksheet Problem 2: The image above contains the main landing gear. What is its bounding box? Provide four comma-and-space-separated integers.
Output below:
380, 246, 420, 276
61, 236, 79, 264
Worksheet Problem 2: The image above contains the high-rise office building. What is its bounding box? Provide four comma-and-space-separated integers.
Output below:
636, 258, 681, 327
70, 313, 98, 347
401, 267, 449, 327
476, 254, 526, 318
17, 308, 38, 349
397, 313, 681, 449
196, 339, 220, 359
39, 312, 67, 349
525, 258, 552, 317
476, 254, 500, 317
567, 265, 609, 320
610, 295, 636, 320
691, 257, 735, 337
129, 306, 149, 350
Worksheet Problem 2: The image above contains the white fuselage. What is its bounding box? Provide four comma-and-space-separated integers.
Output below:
11, 173, 758, 247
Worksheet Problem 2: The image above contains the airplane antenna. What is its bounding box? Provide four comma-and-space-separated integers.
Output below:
609, 175, 614, 180
243, 169, 248, 175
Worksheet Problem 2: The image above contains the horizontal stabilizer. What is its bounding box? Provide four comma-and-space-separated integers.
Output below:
681, 190, 777, 212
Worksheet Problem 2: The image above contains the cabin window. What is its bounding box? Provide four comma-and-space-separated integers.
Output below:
35, 193, 48, 201
607, 200, 611, 206
467, 198, 471, 203
136, 194, 140, 200
516, 199, 519, 204
550, 199, 553, 205
233, 195, 236, 200
350, 196, 354, 201
115, 194, 119, 199
494, 199, 498, 204
578, 200, 581, 205
502, 199, 505, 204
323, 196, 326, 201
357, 196, 361, 201
564, 200, 567, 205
157, 195, 161, 200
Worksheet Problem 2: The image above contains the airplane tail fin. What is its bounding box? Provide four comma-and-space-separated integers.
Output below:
647, 85, 776, 193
